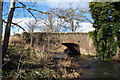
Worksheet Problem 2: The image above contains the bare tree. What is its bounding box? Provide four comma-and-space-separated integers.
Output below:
25, 21, 37, 33
2, 1, 89, 60
0, 0, 3, 72
2, 0, 36, 59
56, 3, 86, 32
36, 3, 87, 32
2, 0, 16, 59
35, 9, 56, 32
25, 20, 38, 47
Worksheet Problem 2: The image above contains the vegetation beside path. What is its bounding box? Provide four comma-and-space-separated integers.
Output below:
2, 42, 82, 79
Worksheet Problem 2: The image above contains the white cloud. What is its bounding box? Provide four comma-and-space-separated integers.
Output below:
3, 18, 94, 35
3, 18, 37, 35
76, 22, 95, 32
79, 23, 93, 27
76, 27, 95, 32
11, 18, 48, 27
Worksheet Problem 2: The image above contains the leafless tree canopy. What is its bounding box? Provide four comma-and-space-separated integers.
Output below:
32, 3, 88, 32
2, 1, 89, 59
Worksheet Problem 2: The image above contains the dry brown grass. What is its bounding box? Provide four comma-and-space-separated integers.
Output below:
112, 49, 120, 61
9, 35, 23, 44
3, 34, 83, 79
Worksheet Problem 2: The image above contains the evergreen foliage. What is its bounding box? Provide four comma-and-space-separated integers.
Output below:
89, 2, 120, 61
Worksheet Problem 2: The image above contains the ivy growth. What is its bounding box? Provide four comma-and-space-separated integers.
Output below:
89, 2, 120, 61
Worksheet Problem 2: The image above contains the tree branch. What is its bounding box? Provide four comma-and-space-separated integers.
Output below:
3, 20, 27, 32
14, 7, 72, 20
16, 0, 37, 21
15, 6, 88, 22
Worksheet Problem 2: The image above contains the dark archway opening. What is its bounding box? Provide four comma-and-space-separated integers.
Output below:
62, 43, 80, 56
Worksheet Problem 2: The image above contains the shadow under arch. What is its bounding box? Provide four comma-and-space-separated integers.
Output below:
62, 43, 80, 56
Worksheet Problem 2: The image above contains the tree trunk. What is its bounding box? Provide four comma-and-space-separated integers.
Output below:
71, 20, 75, 32
0, 1, 3, 74
2, 0, 15, 59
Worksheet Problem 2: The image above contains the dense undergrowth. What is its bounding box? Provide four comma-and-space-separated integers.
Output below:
2, 43, 82, 79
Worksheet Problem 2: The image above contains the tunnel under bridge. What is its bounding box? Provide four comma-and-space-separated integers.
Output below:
62, 43, 80, 55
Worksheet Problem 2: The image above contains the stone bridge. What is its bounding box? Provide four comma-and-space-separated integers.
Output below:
22, 32, 96, 56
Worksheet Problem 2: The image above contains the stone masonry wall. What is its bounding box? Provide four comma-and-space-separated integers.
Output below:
22, 32, 96, 56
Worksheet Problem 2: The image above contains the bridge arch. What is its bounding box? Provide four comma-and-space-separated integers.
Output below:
62, 43, 80, 55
